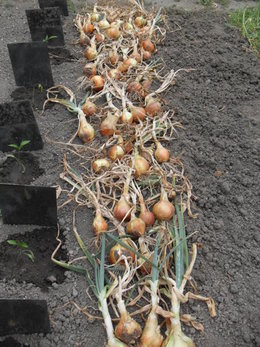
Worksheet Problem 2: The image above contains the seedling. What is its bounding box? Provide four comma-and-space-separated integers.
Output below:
43, 35, 58, 43
7, 239, 35, 263
38, 83, 44, 92
7, 140, 30, 173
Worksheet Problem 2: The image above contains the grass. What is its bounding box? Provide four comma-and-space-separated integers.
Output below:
230, 4, 260, 54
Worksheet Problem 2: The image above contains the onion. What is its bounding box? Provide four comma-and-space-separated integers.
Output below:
109, 243, 135, 265
131, 106, 146, 122
115, 311, 142, 344
78, 111, 95, 143
108, 144, 125, 161
130, 42, 141, 63
108, 69, 121, 80
123, 21, 133, 32
98, 15, 110, 30
139, 254, 153, 275
135, 16, 147, 28
83, 63, 97, 77
153, 187, 175, 221
82, 99, 97, 116
93, 210, 108, 235
95, 32, 105, 43
134, 151, 150, 177
100, 112, 119, 136
84, 46, 97, 61
155, 142, 170, 163
142, 79, 152, 93
142, 49, 152, 61
106, 26, 121, 40
119, 58, 138, 73
91, 75, 105, 92
109, 50, 119, 66
92, 158, 110, 173
114, 195, 131, 222
145, 96, 162, 117
79, 32, 88, 46
121, 108, 133, 124
91, 7, 100, 22
142, 39, 155, 53
83, 21, 94, 35
126, 213, 146, 238
127, 81, 142, 94
139, 309, 163, 347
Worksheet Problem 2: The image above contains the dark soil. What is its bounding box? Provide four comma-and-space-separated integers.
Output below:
0, 337, 28, 346
162, 8, 260, 347
48, 47, 77, 65
0, 152, 44, 184
0, 227, 67, 291
10, 87, 50, 111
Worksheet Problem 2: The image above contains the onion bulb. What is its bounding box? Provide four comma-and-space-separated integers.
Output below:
77, 111, 95, 143
95, 32, 105, 43
115, 311, 142, 344
109, 50, 119, 66
134, 151, 150, 177
92, 158, 110, 173
100, 112, 119, 136
131, 106, 146, 122
109, 243, 135, 265
83, 19, 94, 35
123, 21, 133, 32
139, 309, 163, 347
82, 99, 97, 116
106, 26, 121, 40
145, 96, 162, 117
93, 210, 108, 235
135, 16, 147, 28
153, 187, 175, 221
79, 32, 88, 46
142, 79, 152, 93
121, 108, 133, 124
155, 142, 170, 163
84, 46, 97, 61
126, 213, 146, 238
139, 204, 155, 227
98, 15, 110, 30
142, 49, 152, 61
108, 69, 121, 80
114, 195, 131, 222
142, 39, 155, 53
91, 7, 100, 22
119, 58, 138, 73
83, 63, 97, 77
108, 144, 125, 161
127, 81, 142, 94
90, 75, 105, 92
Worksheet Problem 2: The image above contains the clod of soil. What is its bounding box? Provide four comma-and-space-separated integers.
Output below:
0, 227, 68, 291
0, 152, 44, 184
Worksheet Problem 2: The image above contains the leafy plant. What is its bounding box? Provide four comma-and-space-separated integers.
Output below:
43, 35, 58, 43
7, 240, 35, 263
38, 83, 44, 93
7, 140, 30, 173
230, 4, 260, 53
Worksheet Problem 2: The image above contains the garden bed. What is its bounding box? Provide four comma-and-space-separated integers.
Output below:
0, 1, 259, 347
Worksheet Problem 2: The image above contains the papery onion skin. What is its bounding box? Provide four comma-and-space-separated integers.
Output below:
83, 63, 97, 77
145, 100, 162, 117
153, 200, 175, 221
91, 75, 105, 92
93, 211, 108, 235
139, 210, 155, 226
92, 159, 110, 173
108, 69, 121, 80
139, 310, 163, 347
95, 32, 104, 43
155, 143, 170, 163
126, 217, 146, 238
135, 16, 147, 28
142, 50, 152, 61
106, 27, 121, 40
121, 109, 133, 124
135, 155, 150, 177
115, 312, 142, 344
142, 39, 155, 53
100, 114, 119, 136
84, 47, 97, 61
139, 254, 153, 275
127, 81, 142, 94
109, 243, 135, 265
108, 144, 125, 161
78, 115, 95, 143
162, 327, 195, 347
82, 100, 97, 116
114, 195, 131, 221
109, 52, 119, 66
131, 106, 146, 122
83, 23, 94, 35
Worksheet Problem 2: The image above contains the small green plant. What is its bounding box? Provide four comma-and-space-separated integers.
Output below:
7, 140, 30, 173
38, 83, 44, 93
43, 35, 58, 43
7, 240, 35, 263
230, 4, 260, 53
200, 0, 213, 6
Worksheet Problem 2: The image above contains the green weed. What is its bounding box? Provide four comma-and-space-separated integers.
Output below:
7, 140, 30, 173
7, 240, 35, 263
230, 4, 260, 53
